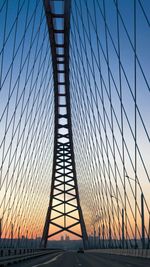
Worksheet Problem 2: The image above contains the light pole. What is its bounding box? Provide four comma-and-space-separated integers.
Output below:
90, 223, 96, 249
10, 223, 14, 248
108, 215, 112, 248
93, 225, 96, 249
102, 223, 105, 249
148, 215, 150, 249
111, 195, 124, 249
98, 225, 101, 248
17, 226, 20, 248
31, 232, 33, 249
26, 229, 28, 249
10, 214, 20, 248
126, 175, 145, 249
91, 214, 104, 249
36, 234, 37, 249
141, 192, 145, 249
121, 208, 125, 249
126, 175, 139, 248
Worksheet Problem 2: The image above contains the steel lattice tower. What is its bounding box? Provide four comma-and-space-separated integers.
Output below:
41, 0, 88, 248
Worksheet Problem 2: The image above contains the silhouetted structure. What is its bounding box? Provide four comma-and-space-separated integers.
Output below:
41, 0, 88, 249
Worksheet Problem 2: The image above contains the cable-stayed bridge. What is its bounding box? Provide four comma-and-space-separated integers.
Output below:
0, 0, 150, 266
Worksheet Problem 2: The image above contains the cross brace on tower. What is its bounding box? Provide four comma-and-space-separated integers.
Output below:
41, 0, 88, 249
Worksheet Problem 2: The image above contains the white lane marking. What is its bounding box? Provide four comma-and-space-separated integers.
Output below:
32, 253, 63, 267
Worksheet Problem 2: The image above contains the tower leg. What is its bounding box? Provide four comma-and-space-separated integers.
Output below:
41, 0, 88, 248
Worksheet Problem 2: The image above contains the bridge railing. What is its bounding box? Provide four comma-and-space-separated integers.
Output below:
0, 248, 37, 257
0, 248, 62, 266
88, 248, 150, 259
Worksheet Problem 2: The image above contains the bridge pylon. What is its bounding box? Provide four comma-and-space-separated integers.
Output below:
41, 0, 88, 249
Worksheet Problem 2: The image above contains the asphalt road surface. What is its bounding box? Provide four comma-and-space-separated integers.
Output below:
11, 251, 150, 267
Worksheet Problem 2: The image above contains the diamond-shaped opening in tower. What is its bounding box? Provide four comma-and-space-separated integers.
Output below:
60, 137, 69, 144
58, 127, 68, 135
59, 117, 68, 126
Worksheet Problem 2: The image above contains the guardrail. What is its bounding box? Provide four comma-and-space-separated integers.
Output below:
0, 248, 37, 257
88, 249, 150, 258
0, 249, 62, 266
